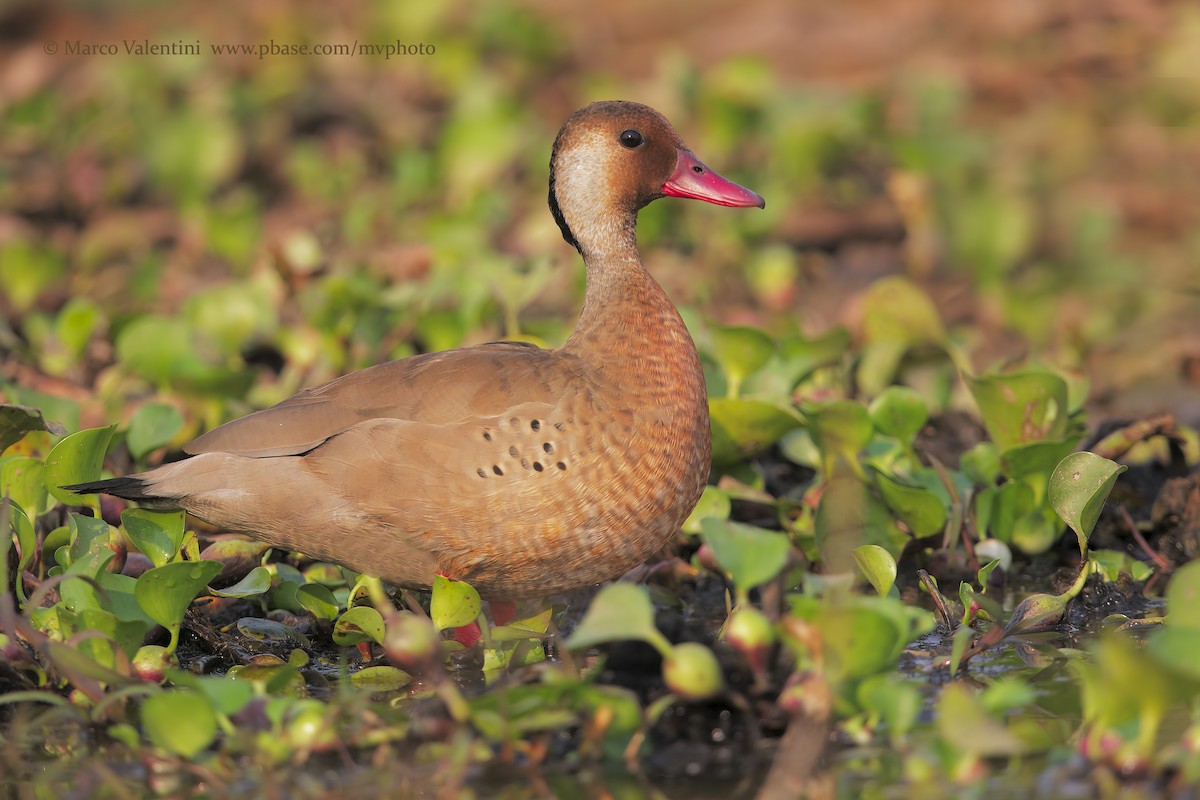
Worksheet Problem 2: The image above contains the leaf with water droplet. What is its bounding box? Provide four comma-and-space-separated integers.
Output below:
135, 560, 223, 630
122, 508, 186, 567
68, 512, 113, 566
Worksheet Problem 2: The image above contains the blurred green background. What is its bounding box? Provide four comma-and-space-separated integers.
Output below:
1, 0, 1197, 431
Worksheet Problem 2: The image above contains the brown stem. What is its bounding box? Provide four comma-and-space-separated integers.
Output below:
1118, 506, 1169, 571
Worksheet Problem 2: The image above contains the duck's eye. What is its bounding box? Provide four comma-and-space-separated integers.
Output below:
619, 129, 644, 149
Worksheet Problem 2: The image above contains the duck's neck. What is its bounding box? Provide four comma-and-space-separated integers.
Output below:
562, 234, 700, 387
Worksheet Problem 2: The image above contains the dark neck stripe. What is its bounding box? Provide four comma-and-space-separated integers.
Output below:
547, 157, 580, 253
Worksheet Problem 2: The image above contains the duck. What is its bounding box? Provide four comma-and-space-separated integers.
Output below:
69, 100, 765, 598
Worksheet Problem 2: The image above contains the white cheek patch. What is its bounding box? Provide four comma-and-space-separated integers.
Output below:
554, 133, 617, 244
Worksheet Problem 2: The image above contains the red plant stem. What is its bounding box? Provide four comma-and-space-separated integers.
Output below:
1118, 506, 1169, 571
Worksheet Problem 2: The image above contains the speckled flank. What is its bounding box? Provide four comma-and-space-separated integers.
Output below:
103, 101, 758, 599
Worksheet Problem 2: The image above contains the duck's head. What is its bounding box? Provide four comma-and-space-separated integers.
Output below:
549, 101, 765, 256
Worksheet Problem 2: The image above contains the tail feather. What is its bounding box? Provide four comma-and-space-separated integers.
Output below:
63, 476, 177, 507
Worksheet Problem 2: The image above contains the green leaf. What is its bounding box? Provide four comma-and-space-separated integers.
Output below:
815, 477, 906, 571
874, 472, 947, 537
167, 671, 255, 716
742, 328, 850, 398
852, 545, 897, 597
966, 370, 1068, 453
490, 607, 553, 642
115, 316, 253, 394
53, 297, 100, 363
44, 639, 134, 686
209, 566, 272, 598
662, 642, 725, 700
1048, 451, 1127, 550
332, 606, 385, 646
0, 404, 66, 452
135, 561, 223, 630
235, 618, 311, 648
45, 425, 117, 505
1147, 627, 1200, 681
0, 239, 66, 313
296, 582, 340, 621
1003, 591, 1070, 637
856, 675, 921, 743
700, 517, 792, 592
807, 400, 873, 474
198, 538, 272, 577
6, 500, 36, 600
1000, 438, 1079, 483
565, 583, 671, 656
948, 623, 974, 678
980, 676, 1037, 713
936, 683, 1027, 757
430, 575, 482, 630
78, 608, 144, 665
1, 456, 49, 519
94, 570, 156, 629
813, 604, 904, 680
709, 397, 804, 466
1165, 560, 1200, 630
350, 665, 412, 692
976, 557, 1003, 588
681, 486, 731, 534
861, 276, 947, 348
1010, 508, 1063, 555
579, 685, 643, 759
122, 508, 186, 567
141, 691, 217, 758
857, 277, 948, 394
708, 323, 775, 397
961, 442, 1001, 486
68, 512, 113, 565
779, 427, 821, 469
126, 402, 185, 459
868, 386, 928, 444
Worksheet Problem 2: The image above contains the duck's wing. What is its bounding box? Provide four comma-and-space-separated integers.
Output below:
184, 341, 587, 458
